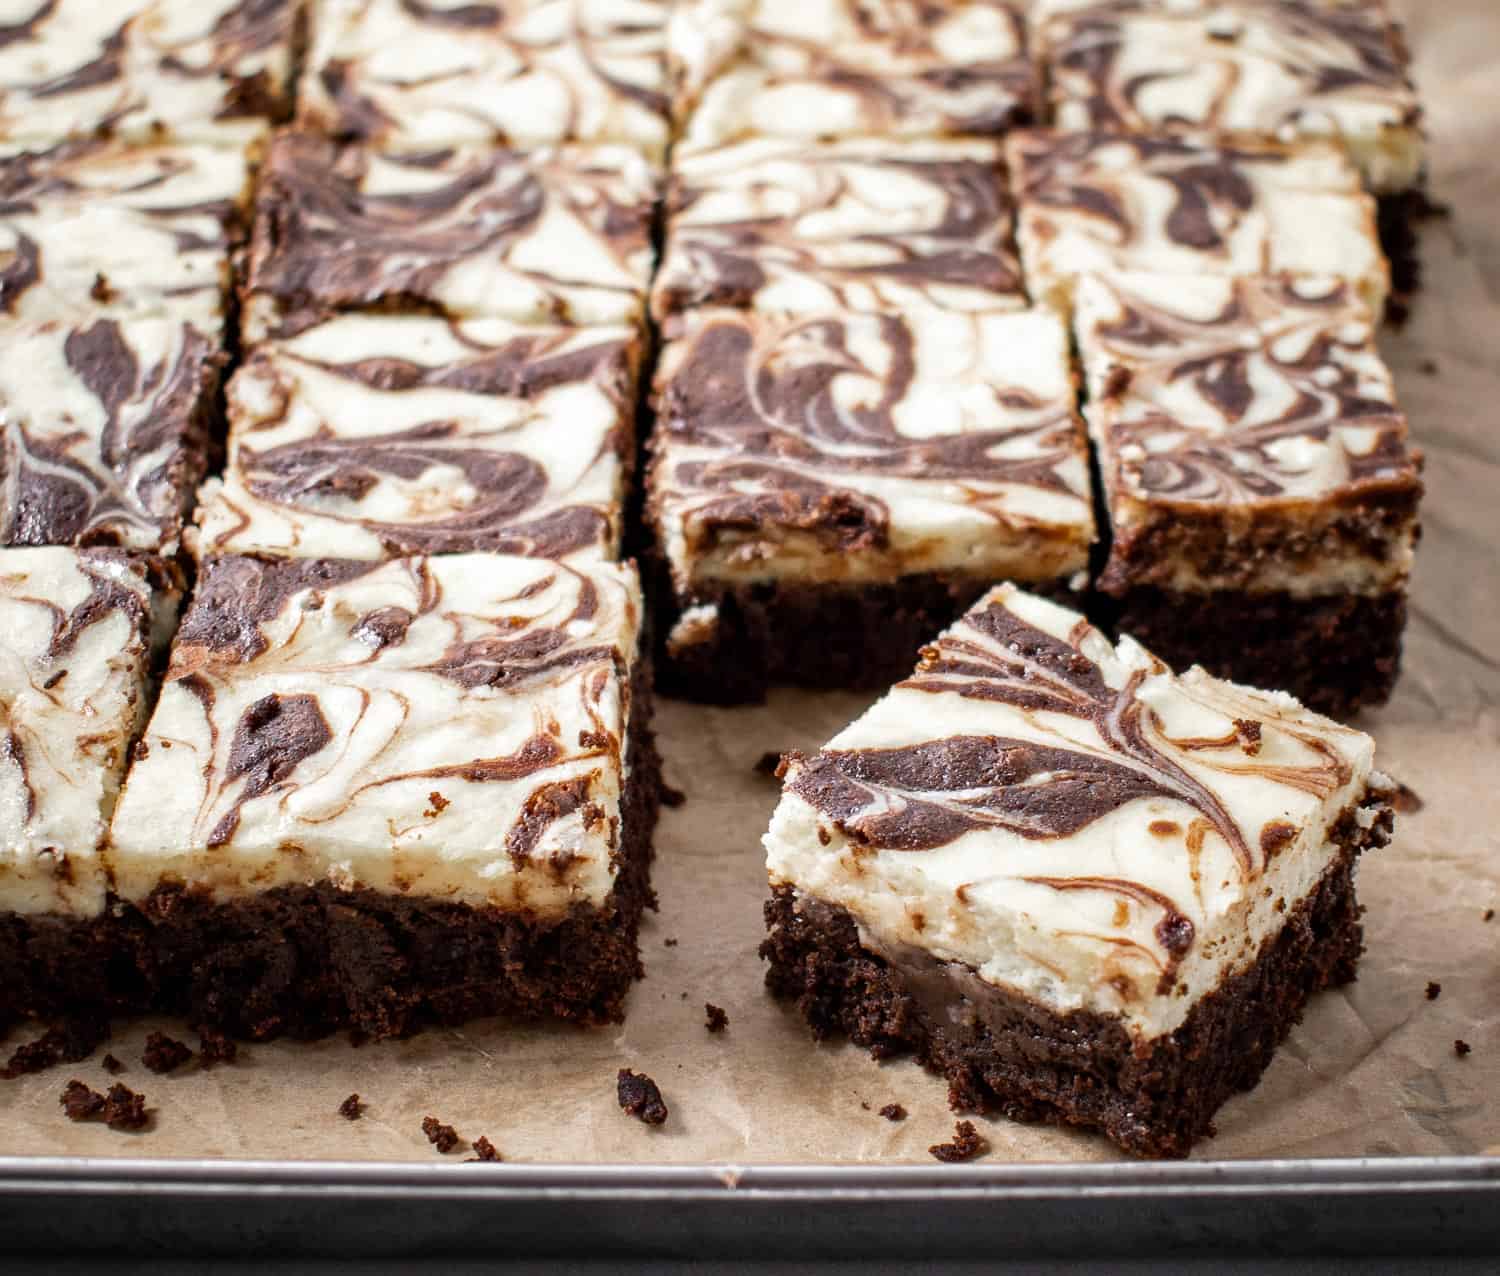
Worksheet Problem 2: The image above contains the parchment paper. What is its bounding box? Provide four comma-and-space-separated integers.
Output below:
1, 0, 1495, 1167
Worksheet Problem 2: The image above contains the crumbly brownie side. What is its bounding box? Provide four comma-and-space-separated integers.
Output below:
0, 662, 661, 1041
1105, 587, 1406, 719
762, 803, 1390, 1160
1376, 187, 1433, 316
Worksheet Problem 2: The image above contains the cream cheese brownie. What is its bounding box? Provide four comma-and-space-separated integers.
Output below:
4, 552, 661, 1037
1034, 0, 1424, 198
194, 313, 641, 564
0, 140, 249, 337
299, 0, 672, 158
0, 315, 222, 553
1007, 131, 1388, 319
0, 0, 297, 147
651, 137, 1025, 322
1073, 270, 1421, 716
761, 582, 1396, 1158
244, 134, 660, 336
0, 547, 180, 921
646, 306, 1094, 702
671, 0, 1038, 153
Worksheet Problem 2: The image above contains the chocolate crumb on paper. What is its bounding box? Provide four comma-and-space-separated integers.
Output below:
469, 1136, 502, 1162
3, 1020, 108, 1080
930, 1120, 988, 1163
1455, 1040, 1473, 1058
339, 1093, 365, 1121
61, 1080, 106, 1121
879, 1103, 907, 1122
142, 1032, 194, 1074
705, 1003, 729, 1033
102, 1054, 125, 1075
617, 1068, 668, 1125
422, 1116, 463, 1152
1425, 982, 1442, 1001
1485, 909, 1495, 923
102, 1084, 151, 1131
197, 1029, 238, 1066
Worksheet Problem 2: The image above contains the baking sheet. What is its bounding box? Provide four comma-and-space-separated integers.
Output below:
1, 0, 1496, 1168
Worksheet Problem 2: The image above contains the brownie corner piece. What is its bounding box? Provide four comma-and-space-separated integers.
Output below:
761, 582, 1395, 1157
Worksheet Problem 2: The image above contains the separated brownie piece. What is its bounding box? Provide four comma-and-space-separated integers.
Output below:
1073, 270, 1420, 716
244, 134, 660, 337
1007, 131, 1388, 319
646, 307, 1094, 702
0, 140, 249, 338
1033, 0, 1424, 198
0, 549, 179, 931
193, 314, 641, 564
761, 582, 1396, 1159
0, 0, 297, 148
670, 0, 1038, 153
299, 0, 672, 158
0, 316, 222, 553
651, 137, 1025, 322
1, 553, 661, 1038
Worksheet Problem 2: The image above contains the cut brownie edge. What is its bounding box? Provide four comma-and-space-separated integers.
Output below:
653, 570, 1083, 705
1377, 186, 1439, 317
761, 800, 1389, 1160
1106, 587, 1406, 719
0, 659, 661, 1041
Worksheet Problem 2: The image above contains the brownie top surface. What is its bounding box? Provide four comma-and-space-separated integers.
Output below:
0, 0, 295, 146
298, 0, 672, 155
108, 553, 643, 912
766, 582, 1384, 1036
654, 136, 1024, 319
197, 312, 637, 564
672, 0, 1037, 152
248, 133, 660, 328
0, 315, 219, 553
1075, 270, 1419, 507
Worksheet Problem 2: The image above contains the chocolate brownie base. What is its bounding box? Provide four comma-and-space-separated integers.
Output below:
1105, 587, 1405, 718
0, 664, 662, 1042
761, 803, 1389, 1159
1377, 187, 1432, 320
654, 572, 1078, 705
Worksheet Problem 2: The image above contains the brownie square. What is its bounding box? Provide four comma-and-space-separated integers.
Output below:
651, 136, 1025, 322
762, 581, 1395, 1157
646, 306, 1095, 701
244, 133, 661, 336
298, 0, 672, 157
0, 315, 222, 553
193, 313, 641, 564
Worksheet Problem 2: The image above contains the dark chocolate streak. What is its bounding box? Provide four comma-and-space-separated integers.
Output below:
209, 693, 333, 847
249, 134, 650, 316
656, 313, 1078, 546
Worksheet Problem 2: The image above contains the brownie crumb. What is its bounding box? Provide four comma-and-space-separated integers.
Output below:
1233, 718, 1262, 755
339, 1093, 365, 1121
1454, 1039, 1472, 1058
102, 1083, 150, 1131
468, 1136, 502, 1163
61, 1080, 106, 1121
704, 1003, 729, 1033
663, 937, 679, 948
91, 273, 116, 303
197, 1028, 237, 1067
661, 782, 686, 808
102, 1054, 125, 1075
1390, 781, 1424, 814
1419, 357, 1439, 375
1425, 982, 1442, 1001
754, 751, 784, 778
2, 1019, 108, 1080
879, 1103, 907, 1122
617, 1068, 668, 1125
929, 1120, 988, 1164
142, 1032, 194, 1075
1484, 909, 1495, 923
422, 1116, 463, 1153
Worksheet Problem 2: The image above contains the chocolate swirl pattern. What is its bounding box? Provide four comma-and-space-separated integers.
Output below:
652, 137, 1025, 321
1006, 130, 1388, 317
194, 313, 639, 564
0, 139, 247, 335
649, 307, 1094, 587
0, 547, 178, 917
1075, 271, 1419, 508
766, 583, 1379, 1030
109, 553, 644, 916
298, 0, 672, 157
0, 316, 221, 552
673, 0, 1038, 152
1038, 0, 1423, 194
246, 134, 660, 332
0, 0, 295, 146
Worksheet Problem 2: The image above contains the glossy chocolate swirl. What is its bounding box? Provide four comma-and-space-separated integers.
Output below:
0, 316, 221, 552
247, 133, 659, 329
653, 137, 1023, 320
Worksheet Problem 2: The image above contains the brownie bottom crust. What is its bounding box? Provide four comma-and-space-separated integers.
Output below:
1105, 587, 1406, 719
761, 804, 1390, 1160
0, 667, 663, 1044
655, 572, 1077, 705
